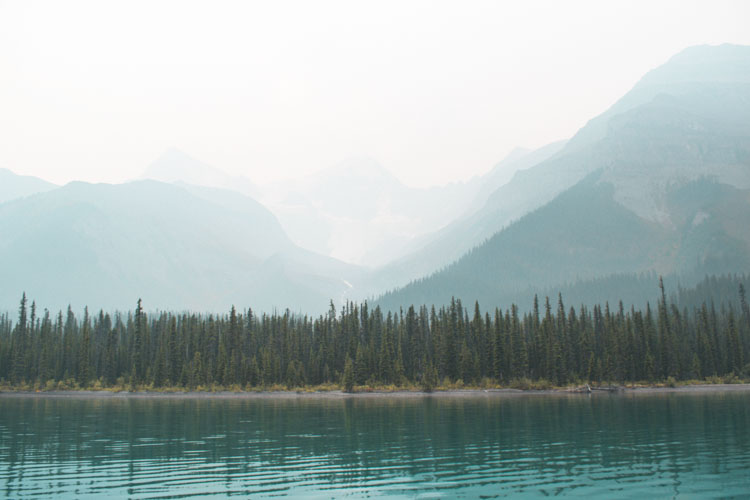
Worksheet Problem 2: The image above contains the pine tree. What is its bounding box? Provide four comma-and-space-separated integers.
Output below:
342, 355, 355, 393
38, 310, 53, 383
104, 324, 118, 385
354, 344, 367, 385
727, 309, 743, 374
132, 299, 146, 383
421, 358, 438, 392
78, 307, 91, 385
658, 277, 676, 378
11, 293, 28, 383
511, 304, 528, 378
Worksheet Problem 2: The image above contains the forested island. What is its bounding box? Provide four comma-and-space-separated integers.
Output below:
1, 278, 748, 393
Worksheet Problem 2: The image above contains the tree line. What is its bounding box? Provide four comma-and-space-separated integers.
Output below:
1, 278, 749, 391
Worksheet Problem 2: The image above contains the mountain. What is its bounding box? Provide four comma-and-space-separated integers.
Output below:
265, 146, 560, 267
142, 148, 260, 198
377, 44, 750, 311
263, 157, 481, 266
371, 44, 750, 294
142, 146, 545, 269
0, 168, 57, 203
466, 141, 568, 214
142, 151, 477, 266
0, 180, 363, 313
564, 43, 750, 154
369, 140, 566, 290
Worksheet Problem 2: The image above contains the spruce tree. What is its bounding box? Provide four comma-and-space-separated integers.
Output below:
342, 355, 355, 393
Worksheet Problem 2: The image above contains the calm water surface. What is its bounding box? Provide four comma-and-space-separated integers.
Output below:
0, 391, 748, 498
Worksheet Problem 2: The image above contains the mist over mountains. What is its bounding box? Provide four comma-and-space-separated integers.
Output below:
379, 43, 750, 310
143, 148, 261, 199
1, 44, 749, 314
0, 169, 57, 204
0, 179, 363, 312
252, 150, 545, 266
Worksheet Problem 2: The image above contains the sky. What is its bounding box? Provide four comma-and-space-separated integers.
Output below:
1, 0, 749, 189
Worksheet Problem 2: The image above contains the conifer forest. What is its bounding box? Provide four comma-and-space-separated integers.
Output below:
1, 278, 749, 392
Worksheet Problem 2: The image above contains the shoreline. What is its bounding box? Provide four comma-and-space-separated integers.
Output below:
2, 383, 750, 399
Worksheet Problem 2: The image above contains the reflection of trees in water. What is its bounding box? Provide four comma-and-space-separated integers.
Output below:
1, 394, 748, 492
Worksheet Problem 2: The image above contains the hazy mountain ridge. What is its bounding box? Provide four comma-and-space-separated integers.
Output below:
564, 43, 750, 154
366, 141, 567, 290
0, 168, 58, 204
370, 45, 750, 295
594, 84, 750, 225
142, 148, 261, 198
376, 175, 750, 312
262, 156, 489, 266
375, 44, 750, 311
0, 180, 364, 313
138, 141, 559, 269
2, 44, 749, 315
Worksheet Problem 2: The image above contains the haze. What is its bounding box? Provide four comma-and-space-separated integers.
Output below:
2, 0, 749, 188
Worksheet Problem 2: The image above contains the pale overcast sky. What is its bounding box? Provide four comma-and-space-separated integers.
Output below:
1, 0, 749, 188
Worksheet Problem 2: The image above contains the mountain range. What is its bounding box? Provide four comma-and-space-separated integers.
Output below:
0, 179, 362, 312
258, 149, 546, 266
377, 43, 750, 310
1, 43, 748, 314
0, 168, 57, 204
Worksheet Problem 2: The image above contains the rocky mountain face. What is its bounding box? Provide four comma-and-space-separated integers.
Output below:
372, 45, 750, 295
376, 44, 750, 310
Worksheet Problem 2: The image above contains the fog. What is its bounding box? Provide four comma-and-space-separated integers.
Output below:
2, 0, 749, 188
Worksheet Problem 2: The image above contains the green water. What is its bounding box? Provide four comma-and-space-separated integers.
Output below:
0, 392, 748, 498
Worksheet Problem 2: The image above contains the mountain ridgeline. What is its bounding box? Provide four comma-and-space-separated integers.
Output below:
0, 179, 364, 312
0, 168, 57, 204
0, 44, 749, 316
376, 44, 750, 311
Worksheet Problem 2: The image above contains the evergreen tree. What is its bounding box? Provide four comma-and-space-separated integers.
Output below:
78, 307, 91, 385
132, 299, 146, 383
342, 355, 355, 393
421, 359, 438, 392
11, 293, 28, 383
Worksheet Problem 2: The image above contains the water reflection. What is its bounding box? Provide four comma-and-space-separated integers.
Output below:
0, 393, 748, 498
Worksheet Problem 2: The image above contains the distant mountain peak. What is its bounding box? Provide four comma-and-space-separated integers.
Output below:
666, 43, 750, 67
564, 43, 750, 155
0, 168, 58, 204
636, 43, 750, 88
142, 148, 259, 197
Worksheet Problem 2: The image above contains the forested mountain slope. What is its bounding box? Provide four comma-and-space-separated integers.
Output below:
377, 44, 750, 311
371, 44, 750, 293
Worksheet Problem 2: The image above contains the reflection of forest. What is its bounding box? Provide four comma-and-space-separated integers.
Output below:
1, 395, 748, 477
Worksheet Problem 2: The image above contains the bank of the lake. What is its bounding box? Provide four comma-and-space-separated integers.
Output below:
2, 382, 750, 399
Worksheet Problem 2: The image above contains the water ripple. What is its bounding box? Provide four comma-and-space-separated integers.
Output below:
1, 392, 749, 498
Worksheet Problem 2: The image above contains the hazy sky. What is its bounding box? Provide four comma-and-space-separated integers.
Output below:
1, 0, 749, 188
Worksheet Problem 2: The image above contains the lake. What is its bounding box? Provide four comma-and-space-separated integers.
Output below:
1, 391, 748, 498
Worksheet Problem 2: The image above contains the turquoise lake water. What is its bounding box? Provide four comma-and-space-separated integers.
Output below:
0, 391, 748, 498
